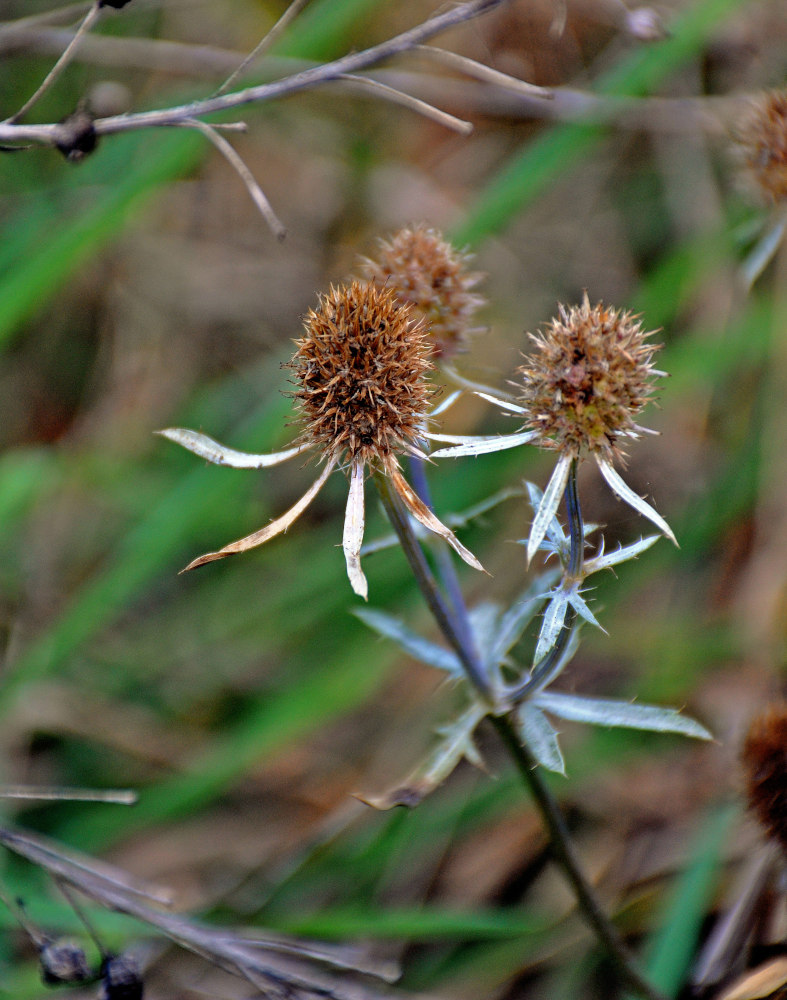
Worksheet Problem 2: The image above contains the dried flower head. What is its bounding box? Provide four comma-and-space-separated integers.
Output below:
360, 226, 485, 358
742, 703, 787, 851
160, 280, 484, 599
733, 89, 787, 205
428, 293, 675, 560
518, 292, 662, 465
291, 281, 432, 465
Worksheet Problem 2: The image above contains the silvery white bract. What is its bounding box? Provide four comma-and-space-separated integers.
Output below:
429, 390, 677, 561
518, 703, 567, 775
520, 483, 658, 665
360, 485, 524, 557
355, 541, 710, 788
516, 693, 712, 776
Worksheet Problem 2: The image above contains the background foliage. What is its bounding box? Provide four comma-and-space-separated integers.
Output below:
0, 0, 785, 997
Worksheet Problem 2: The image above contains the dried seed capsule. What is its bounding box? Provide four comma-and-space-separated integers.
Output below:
39, 938, 92, 985
292, 280, 432, 465
99, 953, 144, 1000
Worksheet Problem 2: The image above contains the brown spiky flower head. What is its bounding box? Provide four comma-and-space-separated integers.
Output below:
159, 280, 483, 599
733, 89, 787, 205
742, 703, 787, 851
292, 281, 432, 466
360, 226, 485, 359
519, 292, 662, 465
429, 293, 675, 561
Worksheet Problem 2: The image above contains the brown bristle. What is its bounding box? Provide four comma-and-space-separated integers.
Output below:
359, 226, 485, 359
741, 703, 787, 850
518, 292, 662, 463
291, 281, 433, 466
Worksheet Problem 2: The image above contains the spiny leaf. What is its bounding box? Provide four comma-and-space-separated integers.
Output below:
535, 692, 712, 740
353, 607, 462, 676
516, 704, 565, 775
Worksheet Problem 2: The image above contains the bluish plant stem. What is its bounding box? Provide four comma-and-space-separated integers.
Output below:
494, 466, 665, 1000
380, 458, 664, 1000
408, 455, 478, 659
372, 469, 492, 703
509, 459, 582, 701
566, 457, 584, 579
490, 714, 667, 1000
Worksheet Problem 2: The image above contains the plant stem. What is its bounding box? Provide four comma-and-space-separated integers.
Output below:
0, 0, 511, 146
566, 457, 584, 579
372, 469, 492, 703
378, 459, 664, 1000
490, 714, 667, 1000
408, 456, 477, 657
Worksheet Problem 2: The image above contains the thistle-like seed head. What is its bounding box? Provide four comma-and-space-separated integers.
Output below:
742, 703, 787, 851
733, 89, 787, 205
291, 281, 432, 466
518, 293, 662, 463
359, 226, 485, 359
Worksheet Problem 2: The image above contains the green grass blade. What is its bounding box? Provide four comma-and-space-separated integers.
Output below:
634, 804, 737, 998
0, 130, 204, 351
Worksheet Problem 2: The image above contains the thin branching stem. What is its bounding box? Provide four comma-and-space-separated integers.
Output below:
0, 0, 509, 147
489, 714, 667, 1000
389, 457, 664, 999
336, 74, 473, 135
4, 1, 101, 125
213, 0, 312, 97
408, 456, 478, 658
372, 469, 492, 703
181, 118, 287, 240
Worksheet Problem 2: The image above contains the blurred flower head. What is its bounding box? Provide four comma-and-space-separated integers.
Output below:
160, 280, 483, 599
742, 702, 787, 851
359, 225, 485, 359
733, 89, 787, 206
518, 291, 663, 464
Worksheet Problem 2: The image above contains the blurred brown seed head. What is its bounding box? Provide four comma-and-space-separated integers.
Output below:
733, 89, 787, 205
742, 703, 787, 851
359, 226, 485, 359
291, 281, 432, 467
518, 293, 662, 463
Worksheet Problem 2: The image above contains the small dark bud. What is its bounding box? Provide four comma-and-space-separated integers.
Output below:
99, 0, 134, 8
100, 954, 144, 1000
55, 108, 98, 162
39, 939, 92, 984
